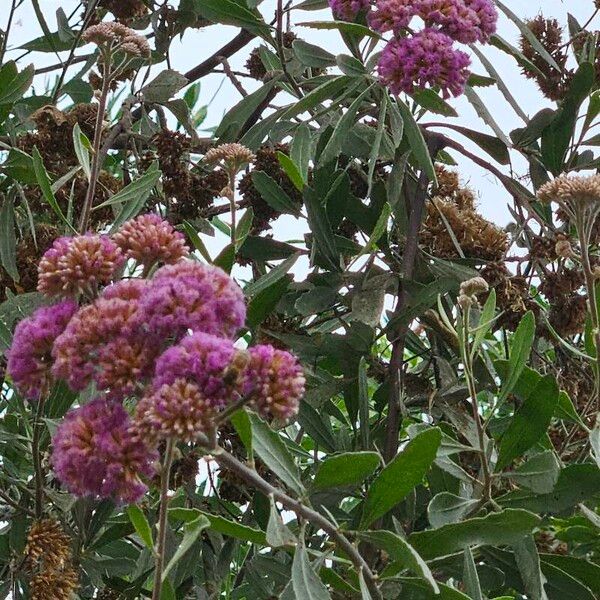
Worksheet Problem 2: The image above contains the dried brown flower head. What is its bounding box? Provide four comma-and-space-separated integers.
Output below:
520, 16, 572, 101
30, 565, 78, 600
99, 0, 149, 23
25, 519, 72, 571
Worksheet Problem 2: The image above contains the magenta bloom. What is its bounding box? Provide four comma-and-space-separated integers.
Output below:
377, 29, 471, 97
153, 332, 237, 405
51, 399, 156, 503
368, 0, 414, 33
7, 301, 77, 399
419, 0, 497, 43
138, 261, 246, 342
37, 234, 124, 297
52, 279, 156, 399
243, 345, 305, 421
329, 0, 371, 21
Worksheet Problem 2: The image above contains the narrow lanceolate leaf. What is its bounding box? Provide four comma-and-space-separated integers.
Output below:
428, 492, 480, 529
318, 83, 375, 166
304, 187, 341, 272
498, 311, 535, 402
32, 147, 76, 232
0, 62, 34, 105
126, 505, 153, 550
266, 495, 296, 547
0, 196, 19, 282
248, 412, 305, 496
244, 252, 300, 297
463, 546, 483, 600
395, 99, 437, 185
360, 428, 441, 528
72, 123, 91, 180
277, 152, 305, 192
513, 535, 549, 600
292, 539, 332, 600
95, 163, 161, 210
358, 531, 439, 593
290, 123, 312, 184
409, 509, 541, 560
251, 171, 301, 215
497, 373, 559, 470
313, 451, 380, 489
162, 513, 210, 581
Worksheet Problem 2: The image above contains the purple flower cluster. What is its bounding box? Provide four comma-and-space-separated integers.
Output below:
51, 399, 156, 504
7, 224, 306, 504
378, 30, 471, 98
328, 0, 371, 21
138, 261, 246, 342
244, 345, 306, 421
7, 301, 77, 399
366, 0, 497, 97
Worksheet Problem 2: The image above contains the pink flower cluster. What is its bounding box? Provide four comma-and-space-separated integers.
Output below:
338, 0, 498, 97
5, 214, 306, 504
52, 399, 156, 503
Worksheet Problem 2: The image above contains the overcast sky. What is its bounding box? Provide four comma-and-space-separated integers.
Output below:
5, 0, 599, 259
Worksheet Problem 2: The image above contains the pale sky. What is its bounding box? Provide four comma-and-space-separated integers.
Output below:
5, 1, 599, 259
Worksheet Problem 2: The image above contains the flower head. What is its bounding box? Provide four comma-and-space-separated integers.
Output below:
31, 566, 79, 600
139, 261, 246, 341
368, 0, 415, 33
377, 29, 471, 98
329, 0, 371, 21
113, 214, 189, 268
52, 279, 156, 398
51, 399, 156, 503
538, 174, 600, 208
7, 301, 77, 399
204, 143, 255, 172
243, 345, 305, 421
82, 22, 150, 57
38, 234, 124, 297
135, 379, 220, 441
460, 276, 489, 297
25, 519, 72, 571
418, 0, 497, 43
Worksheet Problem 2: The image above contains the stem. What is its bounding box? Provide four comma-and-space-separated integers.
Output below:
78, 55, 111, 233
461, 305, 492, 501
227, 168, 237, 243
152, 438, 175, 600
32, 395, 47, 518
214, 392, 255, 425
212, 444, 382, 600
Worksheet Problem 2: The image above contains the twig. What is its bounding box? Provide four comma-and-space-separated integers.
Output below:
211, 443, 383, 600
219, 57, 248, 97
32, 395, 47, 518
0, 489, 35, 518
152, 438, 175, 600
0, 0, 20, 65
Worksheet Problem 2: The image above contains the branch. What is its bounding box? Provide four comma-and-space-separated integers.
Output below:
210, 443, 383, 599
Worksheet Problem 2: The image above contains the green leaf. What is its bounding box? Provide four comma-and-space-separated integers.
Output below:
290, 123, 312, 183
280, 76, 353, 121
313, 451, 380, 489
298, 401, 336, 453
251, 171, 301, 215
541, 63, 595, 174
230, 409, 253, 457
162, 513, 209, 581
464, 86, 511, 146
99, 164, 161, 211
292, 538, 332, 600
396, 99, 437, 184
440, 123, 510, 165
409, 509, 541, 560
498, 464, 600, 513
126, 505, 153, 550
497, 373, 559, 470
32, 147, 76, 232
197, 511, 265, 544
336, 54, 366, 76
318, 82, 375, 166
266, 495, 296, 547
505, 451, 560, 494
244, 252, 300, 297
0, 62, 34, 105
304, 186, 341, 271
413, 89, 458, 117
248, 412, 305, 496
293, 39, 336, 68
139, 69, 188, 104
471, 289, 496, 355
428, 493, 479, 529
498, 311, 535, 403
182, 221, 212, 263
195, 0, 271, 39
354, 202, 390, 260
358, 531, 439, 593
361, 428, 441, 528
72, 123, 91, 180
463, 546, 483, 600
277, 151, 305, 192
513, 536, 549, 600
0, 196, 19, 282
298, 20, 382, 40
358, 357, 370, 449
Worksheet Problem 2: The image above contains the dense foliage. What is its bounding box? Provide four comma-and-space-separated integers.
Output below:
0, 1, 600, 599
